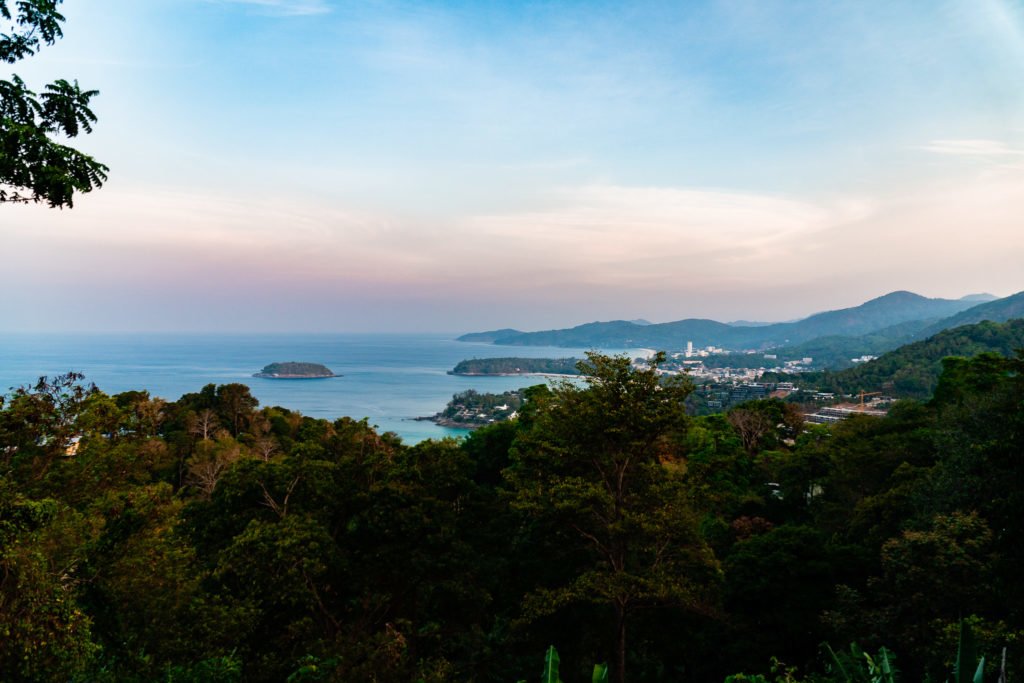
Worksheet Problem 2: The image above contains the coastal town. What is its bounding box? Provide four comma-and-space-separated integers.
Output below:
649, 343, 892, 421
431, 340, 895, 431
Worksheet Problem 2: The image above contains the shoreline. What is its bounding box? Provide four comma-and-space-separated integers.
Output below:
448, 371, 581, 378
412, 415, 482, 430
252, 374, 341, 379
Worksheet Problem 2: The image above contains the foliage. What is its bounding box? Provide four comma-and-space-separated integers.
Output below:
431, 387, 529, 427
823, 643, 898, 683
253, 362, 335, 378
1, 349, 1023, 681
451, 357, 581, 375
1, 0, 108, 206
0, 483, 98, 681
773, 319, 1024, 399
517, 646, 608, 683
506, 352, 720, 682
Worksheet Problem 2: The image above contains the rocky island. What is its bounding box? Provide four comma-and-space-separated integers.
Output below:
253, 362, 339, 379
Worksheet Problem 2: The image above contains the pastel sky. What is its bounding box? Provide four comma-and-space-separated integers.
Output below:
3, 0, 1024, 332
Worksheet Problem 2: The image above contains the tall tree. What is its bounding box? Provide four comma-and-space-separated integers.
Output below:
1, 0, 107, 207
506, 353, 719, 683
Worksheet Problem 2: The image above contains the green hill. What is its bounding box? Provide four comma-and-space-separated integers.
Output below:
771, 318, 1024, 399
915, 290, 1024, 338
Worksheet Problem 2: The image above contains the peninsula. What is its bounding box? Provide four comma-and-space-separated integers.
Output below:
253, 362, 338, 379
417, 389, 526, 428
449, 357, 580, 376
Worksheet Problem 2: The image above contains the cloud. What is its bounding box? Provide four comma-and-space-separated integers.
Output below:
4, 182, 874, 297
4, 186, 409, 286
6, 166, 1023, 332
210, 0, 331, 16
447, 185, 874, 288
921, 139, 1024, 156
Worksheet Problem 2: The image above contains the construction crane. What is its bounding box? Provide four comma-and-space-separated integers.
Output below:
857, 390, 882, 410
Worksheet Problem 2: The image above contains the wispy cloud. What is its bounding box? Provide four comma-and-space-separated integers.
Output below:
211, 0, 331, 16
921, 139, 1024, 156
5, 183, 871, 294
435, 184, 875, 290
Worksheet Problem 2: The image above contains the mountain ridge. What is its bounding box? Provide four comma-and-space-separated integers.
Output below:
459, 290, 993, 350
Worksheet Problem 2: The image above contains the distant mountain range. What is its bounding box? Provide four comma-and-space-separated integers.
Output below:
458, 291, 1020, 358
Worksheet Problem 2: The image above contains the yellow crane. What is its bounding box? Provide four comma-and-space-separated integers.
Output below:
858, 390, 882, 410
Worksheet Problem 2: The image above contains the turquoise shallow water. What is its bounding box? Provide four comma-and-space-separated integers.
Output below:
0, 333, 628, 443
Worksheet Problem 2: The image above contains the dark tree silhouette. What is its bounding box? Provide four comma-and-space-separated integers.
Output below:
1, 0, 108, 207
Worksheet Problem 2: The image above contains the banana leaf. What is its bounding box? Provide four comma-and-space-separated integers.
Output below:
543, 645, 563, 683
955, 622, 979, 683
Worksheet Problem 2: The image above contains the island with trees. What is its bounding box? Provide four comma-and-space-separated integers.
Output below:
449, 357, 581, 376
253, 362, 338, 379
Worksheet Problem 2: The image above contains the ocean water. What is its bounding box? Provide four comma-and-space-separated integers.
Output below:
0, 333, 631, 443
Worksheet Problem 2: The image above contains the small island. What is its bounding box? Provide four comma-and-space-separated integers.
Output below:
253, 362, 339, 379
449, 357, 580, 376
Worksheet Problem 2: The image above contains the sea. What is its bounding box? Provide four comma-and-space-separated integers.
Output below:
0, 333, 635, 443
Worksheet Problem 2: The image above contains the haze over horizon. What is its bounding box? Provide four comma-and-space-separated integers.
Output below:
3, 0, 1024, 333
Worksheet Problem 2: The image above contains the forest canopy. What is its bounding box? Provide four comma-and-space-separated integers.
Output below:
2, 350, 1023, 682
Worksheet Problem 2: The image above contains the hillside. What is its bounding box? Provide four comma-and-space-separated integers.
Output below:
770, 318, 1024, 399
773, 290, 971, 340
456, 328, 524, 343
6, 351, 1024, 682
763, 318, 938, 369
471, 291, 982, 350
492, 318, 738, 348
915, 290, 1024, 338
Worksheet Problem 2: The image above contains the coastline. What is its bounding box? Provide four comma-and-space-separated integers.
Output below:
412, 415, 485, 430
0, 332, 617, 444
252, 373, 340, 379
447, 371, 580, 378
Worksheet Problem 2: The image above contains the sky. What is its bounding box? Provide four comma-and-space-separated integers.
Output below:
3, 0, 1024, 333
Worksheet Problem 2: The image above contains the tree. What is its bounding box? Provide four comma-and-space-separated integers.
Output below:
0, 372, 97, 485
1, 0, 108, 207
186, 434, 242, 498
0, 482, 98, 681
506, 353, 720, 683
188, 408, 220, 442
215, 384, 259, 437
726, 405, 775, 455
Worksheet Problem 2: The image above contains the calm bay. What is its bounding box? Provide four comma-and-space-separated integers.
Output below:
0, 333, 631, 443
